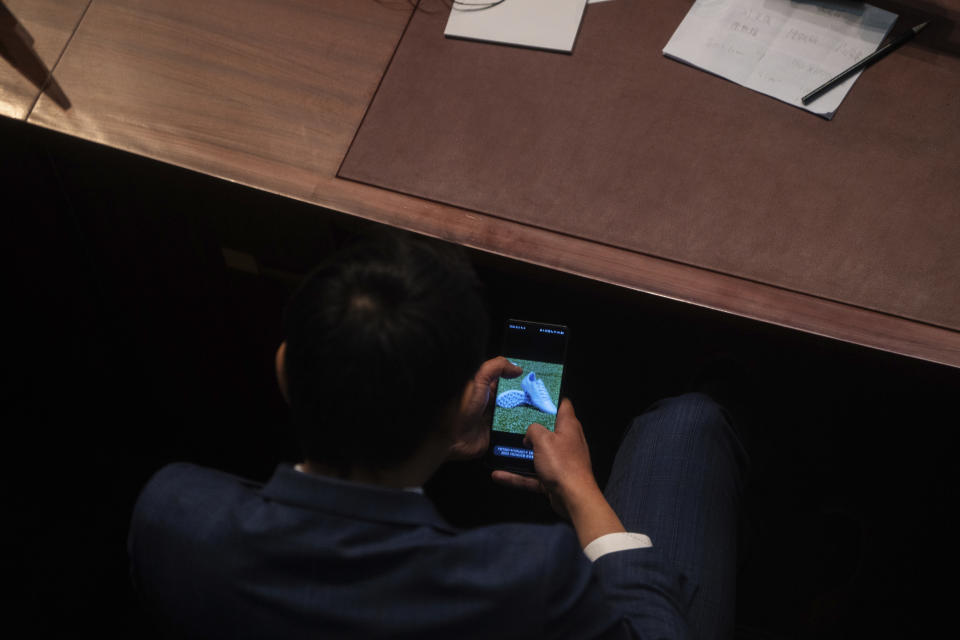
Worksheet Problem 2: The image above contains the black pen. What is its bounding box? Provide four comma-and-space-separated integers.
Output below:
801, 21, 928, 105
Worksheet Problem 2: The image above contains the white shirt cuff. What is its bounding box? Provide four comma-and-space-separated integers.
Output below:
583, 532, 653, 562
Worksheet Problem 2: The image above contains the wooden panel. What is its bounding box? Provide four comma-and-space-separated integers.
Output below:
0, 0, 88, 120
27, 0, 960, 368
29, 0, 413, 203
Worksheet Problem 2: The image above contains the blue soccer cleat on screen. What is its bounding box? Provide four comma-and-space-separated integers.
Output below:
496, 389, 529, 409
521, 372, 557, 415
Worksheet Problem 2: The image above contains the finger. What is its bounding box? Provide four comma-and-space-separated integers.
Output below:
448, 431, 489, 460
476, 357, 523, 386
501, 361, 523, 378
491, 470, 543, 493
524, 422, 550, 448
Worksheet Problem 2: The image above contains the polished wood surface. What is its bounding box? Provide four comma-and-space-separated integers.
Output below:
0, 0, 88, 119
30, 0, 409, 201
14, 0, 960, 367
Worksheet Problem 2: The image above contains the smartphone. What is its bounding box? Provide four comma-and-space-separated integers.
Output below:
486, 319, 569, 475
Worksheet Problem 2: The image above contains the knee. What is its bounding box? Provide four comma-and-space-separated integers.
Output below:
636, 392, 732, 444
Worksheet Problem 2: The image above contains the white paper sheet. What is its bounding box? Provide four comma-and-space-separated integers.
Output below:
444, 0, 589, 53
663, 0, 898, 118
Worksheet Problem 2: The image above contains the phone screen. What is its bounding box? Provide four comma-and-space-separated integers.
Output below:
487, 320, 569, 475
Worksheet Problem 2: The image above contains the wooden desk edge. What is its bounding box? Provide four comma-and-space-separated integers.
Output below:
330, 189, 960, 367
23, 116, 960, 370
316, 178, 960, 371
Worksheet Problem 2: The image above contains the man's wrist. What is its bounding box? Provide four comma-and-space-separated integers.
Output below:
557, 480, 627, 548
557, 476, 603, 514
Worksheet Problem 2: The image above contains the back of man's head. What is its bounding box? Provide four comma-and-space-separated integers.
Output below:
282, 233, 489, 473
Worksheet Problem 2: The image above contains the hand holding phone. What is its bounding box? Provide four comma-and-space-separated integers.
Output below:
486, 320, 569, 475
494, 398, 626, 546
447, 357, 523, 460
491, 398, 591, 515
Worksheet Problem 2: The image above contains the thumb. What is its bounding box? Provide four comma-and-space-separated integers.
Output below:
476, 357, 523, 386
500, 360, 523, 379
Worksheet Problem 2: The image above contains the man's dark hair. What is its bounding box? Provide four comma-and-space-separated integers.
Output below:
282, 233, 489, 472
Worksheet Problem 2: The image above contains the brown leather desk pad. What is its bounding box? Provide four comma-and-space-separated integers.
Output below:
340, 0, 960, 331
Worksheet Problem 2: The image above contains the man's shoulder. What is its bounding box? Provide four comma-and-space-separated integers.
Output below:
127, 465, 623, 638
130, 463, 590, 583
142, 462, 258, 493
132, 463, 260, 530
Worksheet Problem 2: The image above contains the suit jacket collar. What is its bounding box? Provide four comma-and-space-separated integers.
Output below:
261, 464, 456, 533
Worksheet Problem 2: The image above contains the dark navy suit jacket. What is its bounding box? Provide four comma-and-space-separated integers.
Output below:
129, 463, 693, 639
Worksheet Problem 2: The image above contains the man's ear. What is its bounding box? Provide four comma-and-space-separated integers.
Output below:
275, 341, 290, 405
